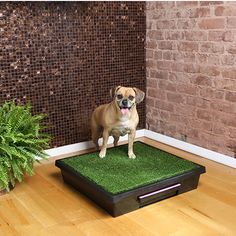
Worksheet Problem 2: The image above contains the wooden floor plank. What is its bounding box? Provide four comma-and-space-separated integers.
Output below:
1, 137, 236, 235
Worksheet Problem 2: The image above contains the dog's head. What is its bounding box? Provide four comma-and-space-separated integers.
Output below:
110, 86, 145, 116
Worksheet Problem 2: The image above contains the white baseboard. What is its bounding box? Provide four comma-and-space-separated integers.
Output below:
44, 128, 236, 168
145, 130, 236, 169
45, 129, 145, 157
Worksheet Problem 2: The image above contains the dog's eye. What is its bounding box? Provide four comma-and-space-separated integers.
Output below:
128, 95, 134, 101
117, 94, 123, 100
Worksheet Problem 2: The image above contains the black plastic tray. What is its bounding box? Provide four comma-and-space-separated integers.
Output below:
55, 142, 205, 217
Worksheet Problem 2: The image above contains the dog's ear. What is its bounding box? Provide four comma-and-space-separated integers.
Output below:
133, 87, 145, 104
110, 85, 121, 98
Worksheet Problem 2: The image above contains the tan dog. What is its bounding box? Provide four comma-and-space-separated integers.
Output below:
91, 86, 145, 159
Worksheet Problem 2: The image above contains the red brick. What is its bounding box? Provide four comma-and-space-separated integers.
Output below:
146, 60, 156, 69
149, 88, 167, 100
196, 7, 211, 17
225, 91, 236, 102
220, 115, 236, 127
147, 77, 157, 87
215, 6, 236, 16
156, 1, 175, 9
196, 53, 208, 64
212, 123, 227, 135
146, 20, 153, 30
154, 51, 162, 60
208, 31, 234, 42
208, 55, 220, 65
197, 109, 213, 121
227, 17, 236, 28
165, 31, 184, 40
156, 60, 172, 71
189, 118, 213, 132
229, 127, 236, 138
169, 8, 209, 19
200, 42, 224, 54
200, 1, 223, 6
169, 114, 190, 124
174, 104, 196, 116
177, 19, 197, 29
192, 75, 212, 86
158, 121, 177, 137
167, 92, 185, 103
163, 51, 172, 60
198, 18, 225, 29
158, 80, 177, 92
200, 65, 221, 76
186, 96, 209, 109
158, 41, 174, 50
155, 99, 174, 112
148, 88, 161, 99
147, 30, 164, 40
185, 31, 207, 41
180, 52, 196, 63
222, 68, 236, 79
176, 1, 198, 7
177, 83, 198, 95
221, 55, 235, 66
150, 70, 168, 80
178, 41, 198, 52
146, 49, 154, 59
211, 100, 235, 114
146, 97, 155, 107
156, 20, 176, 29
169, 72, 190, 84
226, 44, 236, 54
146, 2, 155, 11
199, 87, 224, 99
155, 110, 171, 121
213, 78, 236, 91
151, 11, 166, 20
226, 139, 236, 152
186, 128, 200, 139
146, 40, 157, 49
171, 62, 185, 73
184, 64, 200, 73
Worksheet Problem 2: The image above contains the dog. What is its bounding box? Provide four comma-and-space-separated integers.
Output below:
91, 86, 145, 159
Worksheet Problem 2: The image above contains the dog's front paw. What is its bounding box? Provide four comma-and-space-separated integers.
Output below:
99, 150, 106, 158
128, 152, 136, 159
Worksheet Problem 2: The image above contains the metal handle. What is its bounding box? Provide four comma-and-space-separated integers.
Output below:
138, 183, 181, 200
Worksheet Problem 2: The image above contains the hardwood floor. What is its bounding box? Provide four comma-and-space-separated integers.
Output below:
1, 137, 236, 236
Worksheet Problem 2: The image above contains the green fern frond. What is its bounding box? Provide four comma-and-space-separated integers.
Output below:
0, 100, 51, 191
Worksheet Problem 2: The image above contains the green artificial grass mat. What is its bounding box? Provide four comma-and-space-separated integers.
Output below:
59, 142, 200, 195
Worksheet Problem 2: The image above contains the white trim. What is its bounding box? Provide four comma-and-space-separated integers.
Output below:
45, 129, 145, 157
145, 130, 236, 169
44, 129, 236, 169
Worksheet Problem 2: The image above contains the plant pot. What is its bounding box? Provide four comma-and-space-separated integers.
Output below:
0, 184, 14, 196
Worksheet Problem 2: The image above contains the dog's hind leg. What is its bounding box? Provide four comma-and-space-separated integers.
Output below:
113, 136, 119, 147
91, 122, 101, 150
92, 133, 100, 150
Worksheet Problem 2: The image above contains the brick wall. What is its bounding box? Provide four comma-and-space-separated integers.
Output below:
146, 1, 236, 157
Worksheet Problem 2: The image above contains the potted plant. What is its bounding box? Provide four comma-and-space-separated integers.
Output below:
0, 100, 50, 193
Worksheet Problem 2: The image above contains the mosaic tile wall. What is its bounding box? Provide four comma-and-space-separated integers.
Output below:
0, 2, 146, 147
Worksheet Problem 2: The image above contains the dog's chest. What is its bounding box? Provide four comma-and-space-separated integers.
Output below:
110, 119, 133, 137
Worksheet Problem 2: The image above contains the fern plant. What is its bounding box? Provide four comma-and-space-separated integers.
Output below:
0, 100, 50, 192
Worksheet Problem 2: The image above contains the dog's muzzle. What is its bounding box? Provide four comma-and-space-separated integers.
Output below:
119, 99, 133, 115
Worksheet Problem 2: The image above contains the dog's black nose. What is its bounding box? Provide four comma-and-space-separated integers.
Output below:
122, 99, 128, 106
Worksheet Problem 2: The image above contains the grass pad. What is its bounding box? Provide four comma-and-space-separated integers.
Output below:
59, 142, 201, 195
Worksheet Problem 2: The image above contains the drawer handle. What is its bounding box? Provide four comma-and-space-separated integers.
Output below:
138, 183, 181, 200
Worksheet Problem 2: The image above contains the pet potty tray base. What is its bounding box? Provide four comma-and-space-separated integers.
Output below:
55, 142, 205, 217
